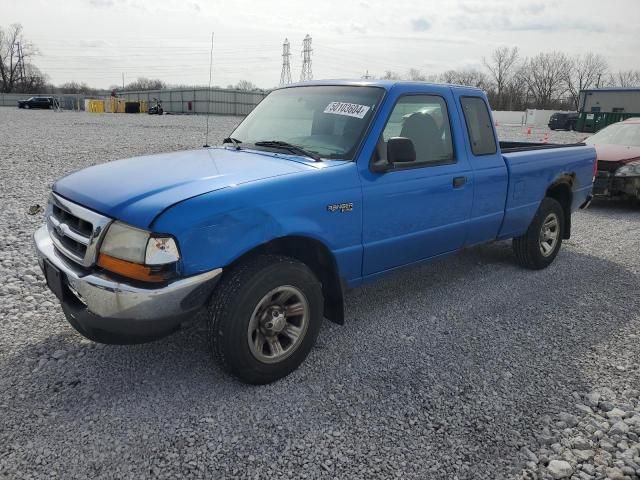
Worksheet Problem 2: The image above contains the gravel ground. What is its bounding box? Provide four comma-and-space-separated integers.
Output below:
1, 108, 639, 480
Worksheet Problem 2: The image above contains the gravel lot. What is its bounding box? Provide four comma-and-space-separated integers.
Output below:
1, 108, 639, 480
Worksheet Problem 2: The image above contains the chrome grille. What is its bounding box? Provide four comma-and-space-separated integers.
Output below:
46, 193, 111, 267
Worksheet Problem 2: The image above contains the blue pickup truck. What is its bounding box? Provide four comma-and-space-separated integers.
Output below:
34, 81, 596, 384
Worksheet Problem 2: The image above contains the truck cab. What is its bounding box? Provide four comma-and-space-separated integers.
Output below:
34, 80, 596, 384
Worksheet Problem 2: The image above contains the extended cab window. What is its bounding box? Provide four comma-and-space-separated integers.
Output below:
381, 95, 454, 166
460, 96, 497, 155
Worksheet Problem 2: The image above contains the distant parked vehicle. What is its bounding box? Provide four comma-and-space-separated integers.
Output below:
548, 112, 578, 131
18, 96, 54, 109
587, 118, 640, 201
148, 98, 163, 115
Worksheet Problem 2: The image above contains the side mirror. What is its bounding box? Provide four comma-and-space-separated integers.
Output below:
387, 137, 416, 164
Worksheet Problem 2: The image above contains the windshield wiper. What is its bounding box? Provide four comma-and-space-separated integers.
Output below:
222, 137, 242, 150
253, 140, 321, 161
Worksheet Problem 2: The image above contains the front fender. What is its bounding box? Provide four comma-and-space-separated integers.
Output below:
151, 163, 363, 282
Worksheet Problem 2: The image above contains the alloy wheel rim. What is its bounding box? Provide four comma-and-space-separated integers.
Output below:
539, 213, 559, 257
247, 285, 309, 364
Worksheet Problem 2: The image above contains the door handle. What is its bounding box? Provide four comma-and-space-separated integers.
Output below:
453, 176, 466, 188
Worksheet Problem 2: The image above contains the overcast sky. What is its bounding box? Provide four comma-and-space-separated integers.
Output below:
4, 0, 640, 89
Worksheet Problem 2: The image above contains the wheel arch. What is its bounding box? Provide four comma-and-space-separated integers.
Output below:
228, 235, 345, 325
546, 176, 574, 239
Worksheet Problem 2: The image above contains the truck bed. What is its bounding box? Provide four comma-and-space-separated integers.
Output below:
498, 143, 596, 240
499, 141, 586, 153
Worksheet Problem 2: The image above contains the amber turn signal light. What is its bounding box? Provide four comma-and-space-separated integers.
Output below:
97, 253, 166, 283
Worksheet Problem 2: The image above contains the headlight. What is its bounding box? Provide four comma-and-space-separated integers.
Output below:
100, 222, 150, 263
98, 221, 180, 282
615, 162, 640, 177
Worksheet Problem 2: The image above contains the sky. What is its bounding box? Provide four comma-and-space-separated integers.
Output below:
3, 0, 640, 89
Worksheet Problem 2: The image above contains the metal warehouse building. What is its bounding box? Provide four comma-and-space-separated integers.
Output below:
578, 88, 640, 113
576, 87, 640, 132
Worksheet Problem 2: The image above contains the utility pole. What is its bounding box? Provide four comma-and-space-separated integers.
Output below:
362, 70, 372, 80
300, 34, 313, 82
279, 38, 292, 86
122, 72, 125, 89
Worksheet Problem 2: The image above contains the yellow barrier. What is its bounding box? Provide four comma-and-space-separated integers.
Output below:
87, 100, 105, 113
86, 99, 147, 113
110, 98, 126, 113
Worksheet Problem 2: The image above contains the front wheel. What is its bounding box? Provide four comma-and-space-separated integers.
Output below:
208, 255, 324, 384
513, 197, 565, 269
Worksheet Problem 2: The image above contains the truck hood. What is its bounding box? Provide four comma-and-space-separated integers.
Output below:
53, 147, 320, 228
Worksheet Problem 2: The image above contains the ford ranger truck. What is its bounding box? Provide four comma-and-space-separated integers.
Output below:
34, 81, 596, 384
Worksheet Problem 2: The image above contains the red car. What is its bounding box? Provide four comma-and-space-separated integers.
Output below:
587, 118, 640, 201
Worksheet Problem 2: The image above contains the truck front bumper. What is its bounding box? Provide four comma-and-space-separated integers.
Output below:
34, 225, 222, 344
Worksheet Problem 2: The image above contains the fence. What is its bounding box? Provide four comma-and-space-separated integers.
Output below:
1, 87, 268, 115
117, 87, 268, 115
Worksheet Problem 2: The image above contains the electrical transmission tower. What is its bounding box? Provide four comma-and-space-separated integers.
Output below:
279, 38, 292, 86
300, 34, 313, 82
14, 42, 27, 87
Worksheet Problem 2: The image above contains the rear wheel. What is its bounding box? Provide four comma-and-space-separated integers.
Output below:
208, 255, 324, 384
513, 197, 564, 269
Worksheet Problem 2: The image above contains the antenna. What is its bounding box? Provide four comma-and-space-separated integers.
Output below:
279, 38, 292, 86
300, 34, 313, 82
204, 31, 214, 147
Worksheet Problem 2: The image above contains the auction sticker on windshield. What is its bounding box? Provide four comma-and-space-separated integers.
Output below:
324, 102, 371, 119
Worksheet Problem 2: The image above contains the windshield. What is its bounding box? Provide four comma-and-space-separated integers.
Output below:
585, 122, 640, 147
229, 85, 384, 160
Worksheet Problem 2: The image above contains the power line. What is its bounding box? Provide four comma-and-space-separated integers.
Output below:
279, 38, 292, 86
300, 34, 313, 82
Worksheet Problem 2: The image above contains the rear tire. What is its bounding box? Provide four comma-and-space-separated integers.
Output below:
513, 197, 565, 270
208, 255, 324, 384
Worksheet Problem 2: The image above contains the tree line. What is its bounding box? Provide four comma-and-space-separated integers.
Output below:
2, 23, 640, 111
378, 47, 640, 111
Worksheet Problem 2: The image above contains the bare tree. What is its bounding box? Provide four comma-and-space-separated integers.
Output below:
607, 70, 640, 87
19, 63, 48, 93
407, 68, 426, 81
57, 81, 98, 95
381, 70, 401, 80
565, 53, 608, 110
440, 68, 489, 89
232, 80, 258, 90
0, 23, 38, 93
521, 52, 570, 109
125, 77, 166, 91
483, 46, 519, 110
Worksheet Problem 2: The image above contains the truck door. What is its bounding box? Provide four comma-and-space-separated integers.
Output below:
359, 87, 474, 276
453, 91, 509, 245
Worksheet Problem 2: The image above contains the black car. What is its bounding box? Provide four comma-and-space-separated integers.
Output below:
548, 112, 578, 130
17, 96, 54, 109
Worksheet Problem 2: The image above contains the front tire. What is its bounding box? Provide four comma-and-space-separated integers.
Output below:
208, 255, 324, 384
513, 197, 565, 269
